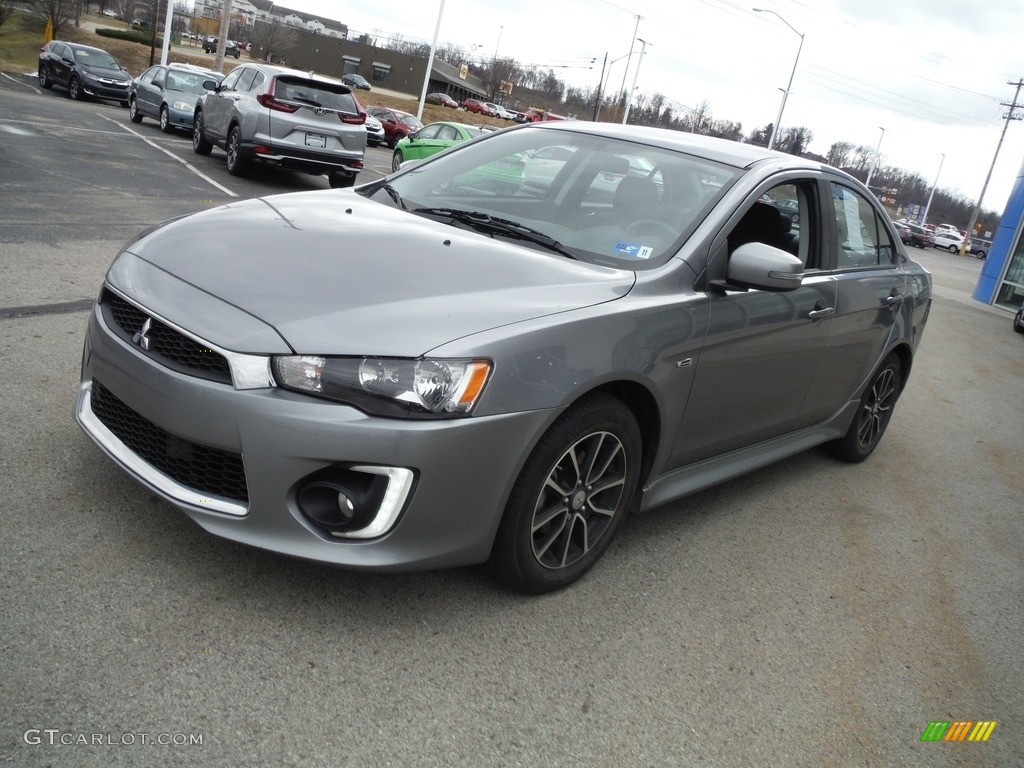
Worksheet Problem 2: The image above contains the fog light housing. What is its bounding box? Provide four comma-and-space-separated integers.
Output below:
295, 465, 414, 539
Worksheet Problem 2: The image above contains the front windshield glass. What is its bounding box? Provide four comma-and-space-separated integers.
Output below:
367, 126, 739, 268
75, 49, 119, 70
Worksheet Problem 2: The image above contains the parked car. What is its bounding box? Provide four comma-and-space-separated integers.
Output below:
364, 113, 385, 146
202, 37, 240, 58
192, 63, 367, 188
102, 9, 119, 17
485, 102, 514, 120
903, 222, 935, 248
76, 121, 931, 593
425, 92, 458, 108
341, 73, 371, 91
462, 97, 493, 115
932, 231, 964, 253
1014, 303, 1024, 333
893, 221, 912, 245
391, 121, 484, 171
129, 63, 223, 133
364, 106, 423, 148
38, 41, 131, 106
967, 237, 991, 259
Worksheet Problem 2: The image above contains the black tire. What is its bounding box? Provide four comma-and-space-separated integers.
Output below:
159, 104, 172, 133
1014, 306, 1024, 334
225, 125, 249, 176
192, 110, 212, 155
948, 244, 958, 254
490, 394, 642, 593
128, 98, 143, 123
391, 150, 403, 172
328, 172, 356, 189
827, 353, 902, 463
68, 76, 82, 101
38, 67, 52, 89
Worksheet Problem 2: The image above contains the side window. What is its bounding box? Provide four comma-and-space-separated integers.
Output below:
151, 68, 165, 88
417, 124, 442, 140
831, 184, 896, 268
235, 69, 257, 93
140, 67, 158, 85
250, 71, 265, 92
729, 181, 817, 269
437, 125, 459, 141
219, 69, 243, 92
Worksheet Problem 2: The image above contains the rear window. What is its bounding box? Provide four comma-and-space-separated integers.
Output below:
273, 77, 358, 114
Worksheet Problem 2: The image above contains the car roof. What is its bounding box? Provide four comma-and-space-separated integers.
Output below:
517, 121, 837, 172
226, 62, 346, 86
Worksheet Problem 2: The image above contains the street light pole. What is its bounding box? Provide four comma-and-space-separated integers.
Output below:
621, 37, 649, 125
921, 153, 945, 226
616, 15, 642, 122
753, 8, 804, 151
865, 126, 886, 189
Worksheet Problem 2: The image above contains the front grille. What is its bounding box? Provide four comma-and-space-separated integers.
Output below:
103, 290, 232, 384
91, 380, 249, 504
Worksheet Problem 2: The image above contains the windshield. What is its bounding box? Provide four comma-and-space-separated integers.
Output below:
75, 49, 120, 70
365, 126, 739, 268
166, 71, 215, 94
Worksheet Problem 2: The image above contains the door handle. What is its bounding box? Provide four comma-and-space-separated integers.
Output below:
808, 301, 835, 320
886, 294, 905, 306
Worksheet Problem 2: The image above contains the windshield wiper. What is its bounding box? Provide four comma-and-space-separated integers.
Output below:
412, 207, 577, 259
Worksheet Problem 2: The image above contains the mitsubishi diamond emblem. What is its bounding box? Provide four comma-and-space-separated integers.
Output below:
132, 317, 152, 351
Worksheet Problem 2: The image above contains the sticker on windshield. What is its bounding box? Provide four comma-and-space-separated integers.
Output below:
613, 241, 655, 259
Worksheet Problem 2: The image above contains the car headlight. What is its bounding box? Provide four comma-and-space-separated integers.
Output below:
273, 356, 491, 417
172, 100, 191, 112
81, 69, 99, 82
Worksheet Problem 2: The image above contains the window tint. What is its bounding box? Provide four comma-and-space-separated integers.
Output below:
219, 68, 243, 92
235, 68, 257, 93
831, 184, 897, 268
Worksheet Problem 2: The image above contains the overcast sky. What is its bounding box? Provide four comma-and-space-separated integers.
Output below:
278, 0, 1023, 220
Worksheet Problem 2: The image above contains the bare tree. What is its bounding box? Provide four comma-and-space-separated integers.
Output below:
30, 0, 79, 36
0, 0, 17, 28
250, 19, 298, 63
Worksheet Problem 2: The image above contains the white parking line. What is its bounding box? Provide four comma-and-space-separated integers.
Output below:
99, 114, 238, 198
1, 72, 41, 94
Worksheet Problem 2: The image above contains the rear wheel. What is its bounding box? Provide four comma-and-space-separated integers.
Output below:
948, 244, 958, 254
225, 125, 249, 176
128, 98, 143, 123
827, 353, 902, 463
192, 110, 212, 155
490, 394, 641, 593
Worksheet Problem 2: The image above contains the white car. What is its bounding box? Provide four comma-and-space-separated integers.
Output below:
932, 231, 964, 253
485, 102, 514, 120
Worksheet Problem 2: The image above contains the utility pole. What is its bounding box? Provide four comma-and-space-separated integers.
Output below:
961, 78, 1024, 253
215, 0, 234, 72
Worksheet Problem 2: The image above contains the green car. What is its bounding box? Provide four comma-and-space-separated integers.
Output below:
391, 121, 484, 172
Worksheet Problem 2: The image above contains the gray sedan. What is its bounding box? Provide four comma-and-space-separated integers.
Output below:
75, 122, 932, 593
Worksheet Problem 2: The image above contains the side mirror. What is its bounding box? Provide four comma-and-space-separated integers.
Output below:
725, 242, 804, 292
202, 79, 218, 91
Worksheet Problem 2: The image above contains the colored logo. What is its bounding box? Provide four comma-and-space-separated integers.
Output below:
920, 721, 997, 742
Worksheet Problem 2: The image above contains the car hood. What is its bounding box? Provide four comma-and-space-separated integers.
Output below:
82, 64, 130, 82
117, 190, 635, 356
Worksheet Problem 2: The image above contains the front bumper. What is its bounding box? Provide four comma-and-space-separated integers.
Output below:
75, 302, 555, 571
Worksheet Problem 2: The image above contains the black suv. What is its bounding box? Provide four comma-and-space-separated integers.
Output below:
38, 41, 131, 106
904, 223, 935, 249
202, 38, 240, 58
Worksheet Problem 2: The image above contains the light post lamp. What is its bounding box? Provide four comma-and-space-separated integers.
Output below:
753, 7, 804, 151
593, 51, 633, 121
865, 126, 886, 189
621, 37, 649, 125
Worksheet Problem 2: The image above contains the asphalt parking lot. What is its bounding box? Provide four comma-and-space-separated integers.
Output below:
1, 75, 1021, 767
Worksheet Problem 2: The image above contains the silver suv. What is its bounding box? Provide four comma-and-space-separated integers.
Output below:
192, 63, 367, 188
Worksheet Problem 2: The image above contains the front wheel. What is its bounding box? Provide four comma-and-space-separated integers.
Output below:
68, 76, 82, 100
489, 394, 642, 593
159, 104, 173, 133
192, 110, 212, 155
827, 353, 902, 463
391, 150, 403, 172
39, 67, 52, 89
948, 244, 958, 254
